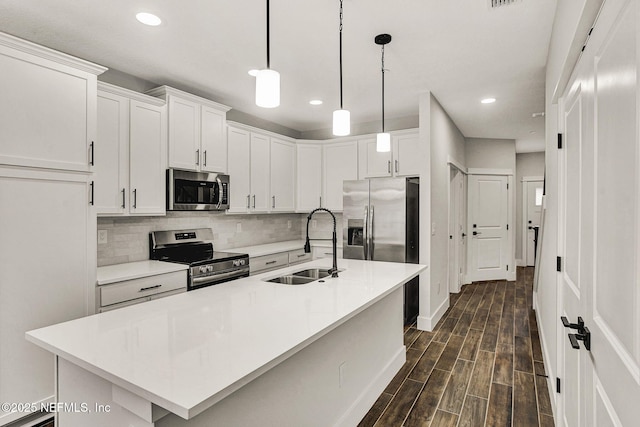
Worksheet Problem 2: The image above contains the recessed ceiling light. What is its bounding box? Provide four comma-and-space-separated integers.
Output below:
248, 69, 259, 77
309, 100, 323, 105
136, 12, 162, 26
481, 98, 496, 104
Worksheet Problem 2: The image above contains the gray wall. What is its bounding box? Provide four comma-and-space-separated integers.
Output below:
515, 152, 545, 261
429, 94, 466, 322
465, 138, 516, 170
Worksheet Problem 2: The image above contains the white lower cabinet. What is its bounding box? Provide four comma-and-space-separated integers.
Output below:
312, 246, 344, 260
96, 82, 167, 216
98, 270, 187, 312
250, 248, 312, 275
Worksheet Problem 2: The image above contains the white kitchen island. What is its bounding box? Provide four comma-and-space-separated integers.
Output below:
26, 258, 426, 427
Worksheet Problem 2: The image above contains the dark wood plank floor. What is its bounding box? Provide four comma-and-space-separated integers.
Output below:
359, 267, 554, 427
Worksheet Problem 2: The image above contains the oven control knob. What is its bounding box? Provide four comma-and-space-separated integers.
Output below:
199, 266, 208, 274
207, 265, 214, 273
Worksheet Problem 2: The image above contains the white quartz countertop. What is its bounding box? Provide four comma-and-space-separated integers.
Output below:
97, 260, 188, 285
27, 258, 426, 420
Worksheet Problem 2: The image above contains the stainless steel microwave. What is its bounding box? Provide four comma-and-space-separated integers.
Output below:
167, 169, 230, 211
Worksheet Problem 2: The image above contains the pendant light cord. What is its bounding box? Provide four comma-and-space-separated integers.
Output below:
339, 0, 344, 110
381, 44, 385, 132
266, 0, 270, 69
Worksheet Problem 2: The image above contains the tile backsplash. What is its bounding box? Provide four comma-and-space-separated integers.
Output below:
97, 211, 343, 266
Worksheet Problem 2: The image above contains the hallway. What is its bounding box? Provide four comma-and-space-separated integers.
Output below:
359, 267, 554, 426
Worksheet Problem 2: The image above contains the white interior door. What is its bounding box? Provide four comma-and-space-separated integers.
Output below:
557, 0, 640, 426
449, 168, 466, 293
526, 180, 544, 266
467, 174, 508, 281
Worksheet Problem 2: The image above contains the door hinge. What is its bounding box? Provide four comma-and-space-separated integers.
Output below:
557, 133, 563, 149
557, 256, 562, 272
556, 377, 561, 393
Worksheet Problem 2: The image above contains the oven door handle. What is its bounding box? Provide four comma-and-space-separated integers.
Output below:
191, 269, 248, 286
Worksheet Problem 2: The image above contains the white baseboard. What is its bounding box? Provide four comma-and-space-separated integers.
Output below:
516, 258, 525, 267
417, 297, 449, 331
534, 294, 559, 424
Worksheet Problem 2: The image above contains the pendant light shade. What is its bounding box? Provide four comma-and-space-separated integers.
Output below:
256, 69, 280, 108
376, 132, 391, 152
333, 0, 350, 136
256, 0, 280, 108
375, 34, 392, 152
333, 109, 351, 136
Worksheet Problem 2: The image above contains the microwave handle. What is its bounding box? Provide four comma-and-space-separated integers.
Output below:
216, 176, 223, 209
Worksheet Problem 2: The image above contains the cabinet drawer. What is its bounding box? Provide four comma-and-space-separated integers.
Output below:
288, 249, 311, 265
100, 270, 187, 307
312, 247, 344, 260
250, 252, 289, 274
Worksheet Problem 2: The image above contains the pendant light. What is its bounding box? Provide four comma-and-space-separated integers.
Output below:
375, 34, 391, 152
256, 0, 280, 108
333, 0, 350, 136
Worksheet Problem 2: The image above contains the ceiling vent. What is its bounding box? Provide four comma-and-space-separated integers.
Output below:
489, 0, 520, 7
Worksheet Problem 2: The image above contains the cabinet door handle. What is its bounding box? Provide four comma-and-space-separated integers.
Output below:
121, 188, 126, 208
203, 150, 207, 167
89, 141, 95, 166
196, 149, 200, 166
297, 254, 306, 258
272, 196, 276, 209
139, 284, 162, 292
319, 196, 322, 207
388, 160, 391, 174
395, 160, 399, 173
133, 189, 137, 209
89, 181, 94, 205
266, 260, 277, 265
252, 195, 256, 209
247, 195, 250, 209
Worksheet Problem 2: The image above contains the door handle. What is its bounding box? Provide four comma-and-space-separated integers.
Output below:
462, 233, 466, 238
252, 195, 256, 209
388, 161, 391, 174
272, 195, 276, 209
561, 316, 591, 351
363, 206, 369, 260
196, 149, 200, 165
133, 189, 137, 209
122, 188, 126, 208
369, 205, 375, 259
472, 231, 481, 236
203, 150, 207, 167
395, 160, 399, 173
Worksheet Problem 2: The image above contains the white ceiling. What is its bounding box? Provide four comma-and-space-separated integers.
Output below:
0, 0, 556, 143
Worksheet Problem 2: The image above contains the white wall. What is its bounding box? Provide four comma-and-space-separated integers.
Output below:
515, 152, 545, 262
417, 93, 465, 330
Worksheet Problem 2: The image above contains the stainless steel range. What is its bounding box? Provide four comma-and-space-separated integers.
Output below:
150, 228, 249, 291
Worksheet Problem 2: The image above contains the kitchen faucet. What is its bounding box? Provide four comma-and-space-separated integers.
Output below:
304, 207, 339, 278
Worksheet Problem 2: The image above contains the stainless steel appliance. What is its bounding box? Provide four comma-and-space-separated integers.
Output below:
167, 169, 229, 211
150, 228, 249, 290
343, 177, 419, 324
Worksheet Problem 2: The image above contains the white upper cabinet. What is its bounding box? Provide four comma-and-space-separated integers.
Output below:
96, 83, 166, 216
270, 138, 296, 212
227, 126, 251, 213
323, 140, 358, 212
358, 130, 420, 179
146, 86, 230, 173
393, 131, 421, 177
0, 32, 106, 172
227, 123, 296, 214
250, 133, 270, 212
296, 143, 323, 212
358, 137, 393, 178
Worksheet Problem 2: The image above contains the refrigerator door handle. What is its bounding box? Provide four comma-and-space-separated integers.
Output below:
369, 205, 375, 260
363, 206, 369, 260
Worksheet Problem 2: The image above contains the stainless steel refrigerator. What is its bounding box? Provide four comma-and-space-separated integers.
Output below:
343, 177, 419, 324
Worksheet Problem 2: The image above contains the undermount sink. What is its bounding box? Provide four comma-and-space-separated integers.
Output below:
266, 275, 315, 285
265, 268, 344, 285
